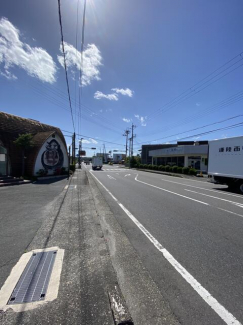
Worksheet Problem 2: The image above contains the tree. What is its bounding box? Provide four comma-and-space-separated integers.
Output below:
14, 133, 33, 176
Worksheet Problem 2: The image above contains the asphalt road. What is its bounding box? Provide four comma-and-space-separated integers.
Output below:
86, 164, 243, 325
0, 177, 69, 290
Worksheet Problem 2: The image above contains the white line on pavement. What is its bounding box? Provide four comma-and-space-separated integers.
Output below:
124, 174, 131, 177
135, 175, 209, 205
184, 189, 243, 207
160, 178, 243, 199
64, 185, 68, 190
107, 175, 116, 180
90, 170, 241, 325
217, 208, 243, 218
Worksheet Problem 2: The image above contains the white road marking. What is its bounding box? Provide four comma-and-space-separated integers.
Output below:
107, 175, 116, 180
135, 174, 209, 205
74, 185, 77, 189
90, 171, 241, 325
64, 185, 68, 190
184, 189, 243, 207
124, 174, 131, 177
217, 208, 243, 218
160, 178, 243, 199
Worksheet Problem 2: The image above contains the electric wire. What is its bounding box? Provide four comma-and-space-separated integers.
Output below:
144, 51, 243, 123
140, 89, 243, 138
57, 0, 75, 131
137, 114, 243, 144
62, 129, 125, 147
133, 122, 243, 148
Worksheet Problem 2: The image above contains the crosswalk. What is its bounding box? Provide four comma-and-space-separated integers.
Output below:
103, 168, 126, 171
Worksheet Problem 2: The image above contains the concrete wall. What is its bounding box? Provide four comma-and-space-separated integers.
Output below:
34, 134, 68, 175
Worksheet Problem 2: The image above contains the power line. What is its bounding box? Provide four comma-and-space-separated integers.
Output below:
78, 0, 87, 137
57, 0, 75, 131
137, 114, 243, 144
75, 0, 80, 132
61, 129, 125, 147
134, 122, 243, 148
140, 89, 243, 138
144, 51, 243, 123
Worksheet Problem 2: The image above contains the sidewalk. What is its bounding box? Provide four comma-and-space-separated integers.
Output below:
1, 169, 179, 325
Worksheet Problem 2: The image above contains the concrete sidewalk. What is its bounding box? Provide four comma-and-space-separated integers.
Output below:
1, 169, 179, 325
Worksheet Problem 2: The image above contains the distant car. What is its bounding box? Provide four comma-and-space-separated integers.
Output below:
108, 161, 113, 165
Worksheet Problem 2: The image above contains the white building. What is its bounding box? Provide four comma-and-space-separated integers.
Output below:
149, 144, 208, 172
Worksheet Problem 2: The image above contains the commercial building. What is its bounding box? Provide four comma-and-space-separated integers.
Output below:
113, 153, 126, 163
0, 112, 68, 177
149, 141, 208, 172
141, 144, 177, 165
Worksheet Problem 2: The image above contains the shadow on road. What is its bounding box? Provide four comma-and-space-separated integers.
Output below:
212, 187, 242, 195
33, 176, 68, 185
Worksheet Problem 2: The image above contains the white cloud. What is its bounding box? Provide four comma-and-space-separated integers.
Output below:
82, 138, 98, 144
0, 69, 17, 80
112, 88, 134, 97
134, 114, 147, 126
58, 43, 102, 86
0, 17, 57, 83
122, 118, 131, 123
94, 91, 118, 101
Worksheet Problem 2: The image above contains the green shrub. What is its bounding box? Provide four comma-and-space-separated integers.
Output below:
172, 166, 178, 173
165, 165, 171, 172
158, 165, 164, 171
153, 165, 158, 170
37, 169, 47, 177
189, 168, 197, 176
148, 164, 152, 170
177, 167, 183, 174
182, 167, 189, 174
70, 164, 76, 172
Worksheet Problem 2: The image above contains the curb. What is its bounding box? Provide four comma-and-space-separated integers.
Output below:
36, 175, 68, 180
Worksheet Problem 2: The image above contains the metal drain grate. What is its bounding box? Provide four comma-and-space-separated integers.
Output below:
8, 251, 57, 304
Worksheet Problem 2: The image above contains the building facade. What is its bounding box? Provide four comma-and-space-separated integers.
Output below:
149, 142, 208, 172
141, 144, 177, 165
0, 112, 68, 177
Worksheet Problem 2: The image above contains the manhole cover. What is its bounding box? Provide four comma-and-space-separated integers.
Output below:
8, 251, 57, 304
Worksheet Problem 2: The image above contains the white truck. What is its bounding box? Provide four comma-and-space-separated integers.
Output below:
92, 156, 103, 170
208, 136, 243, 193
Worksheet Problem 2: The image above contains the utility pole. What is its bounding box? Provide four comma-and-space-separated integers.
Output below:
123, 129, 130, 158
78, 138, 83, 169
131, 124, 136, 157
68, 145, 71, 179
128, 137, 132, 168
78, 139, 81, 169
72, 132, 75, 165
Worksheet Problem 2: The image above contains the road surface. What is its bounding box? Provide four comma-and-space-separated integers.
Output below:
86, 163, 243, 325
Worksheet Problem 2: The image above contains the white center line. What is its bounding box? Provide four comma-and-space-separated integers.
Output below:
184, 189, 243, 207
135, 175, 208, 205
160, 178, 243, 199
90, 170, 241, 325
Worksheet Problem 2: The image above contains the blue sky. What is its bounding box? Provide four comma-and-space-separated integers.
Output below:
0, 0, 243, 156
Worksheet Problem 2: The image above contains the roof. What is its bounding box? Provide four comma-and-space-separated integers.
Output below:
0, 111, 66, 148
